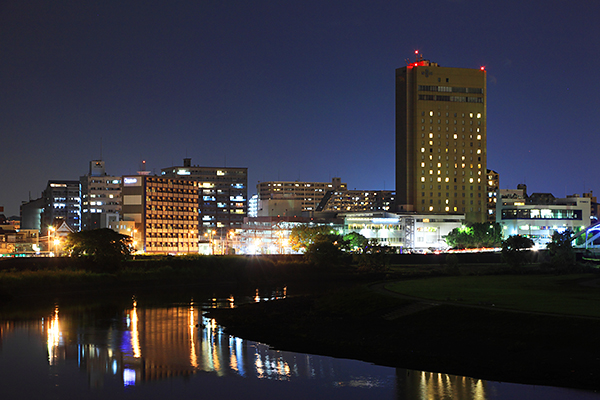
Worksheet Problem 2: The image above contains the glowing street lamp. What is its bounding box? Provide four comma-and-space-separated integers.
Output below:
48, 226, 56, 256
204, 229, 216, 254
54, 238, 61, 255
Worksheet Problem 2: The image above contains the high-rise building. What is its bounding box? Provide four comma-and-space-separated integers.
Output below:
395, 53, 487, 222
486, 169, 499, 222
160, 158, 247, 237
80, 160, 122, 230
121, 175, 199, 254
41, 180, 81, 234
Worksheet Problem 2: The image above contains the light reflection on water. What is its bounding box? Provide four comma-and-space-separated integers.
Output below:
1, 292, 599, 400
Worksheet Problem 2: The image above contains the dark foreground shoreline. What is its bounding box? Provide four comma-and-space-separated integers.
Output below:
207, 286, 600, 392
2, 255, 600, 391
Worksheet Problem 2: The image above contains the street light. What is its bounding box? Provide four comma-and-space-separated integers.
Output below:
204, 229, 216, 254
53, 238, 61, 256
48, 226, 56, 256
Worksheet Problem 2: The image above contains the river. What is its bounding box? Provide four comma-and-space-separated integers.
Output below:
0, 288, 598, 399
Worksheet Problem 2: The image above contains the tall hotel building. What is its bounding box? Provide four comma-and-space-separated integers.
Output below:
396, 54, 487, 222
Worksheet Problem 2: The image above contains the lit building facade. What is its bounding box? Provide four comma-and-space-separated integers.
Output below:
122, 175, 199, 254
486, 169, 499, 222
160, 158, 247, 237
238, 216, 318, 254
497, 187, 591, 248
317, 190, 395, 213
257, 178, 346, 216
80, 160, 122, 230
41, 180, 81, 235
343, 211, 464, 251
396, 54, 487, 222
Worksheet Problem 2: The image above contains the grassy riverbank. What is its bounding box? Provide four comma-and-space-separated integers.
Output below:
3, 254, 600, 390
208, 273, 600, 391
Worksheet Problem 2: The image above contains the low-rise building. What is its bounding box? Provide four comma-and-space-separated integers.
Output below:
317, 190, 395, 213
257, 178, 346, 217
238, 216, 341, 255
497, 186, 592, 248
343, 212, 464, 252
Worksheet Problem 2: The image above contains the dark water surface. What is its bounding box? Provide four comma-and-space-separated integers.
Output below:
0, 288, 599, 400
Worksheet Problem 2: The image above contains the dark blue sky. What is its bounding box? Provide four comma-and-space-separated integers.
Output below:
1, 1, 599, 216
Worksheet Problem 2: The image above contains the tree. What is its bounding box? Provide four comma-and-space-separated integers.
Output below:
289, 225, 336, 252
343, 232, 369, 253
445, 222, 503, 249
356, 240, 393, 272
64, 228, 132, 267
304, 233, 348, 267
546, 230, 576, 269
501, 235, 534, 268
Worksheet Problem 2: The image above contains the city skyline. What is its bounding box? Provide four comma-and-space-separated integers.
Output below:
2, 1, 600, 216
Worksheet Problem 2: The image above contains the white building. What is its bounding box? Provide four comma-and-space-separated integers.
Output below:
497, 188, 592, 248
343, 212, 464, 252
80, 160, 122, 230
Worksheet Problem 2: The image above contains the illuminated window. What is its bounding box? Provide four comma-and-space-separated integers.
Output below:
477, 135, 481, 140
453, 134, 457, 139
477, 113, 481, 118
421, 148, 425, 152
421, 177, 425, 182
429, 111, 434, 116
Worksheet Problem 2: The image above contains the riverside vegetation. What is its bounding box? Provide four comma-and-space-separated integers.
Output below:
1, 251, 600, 390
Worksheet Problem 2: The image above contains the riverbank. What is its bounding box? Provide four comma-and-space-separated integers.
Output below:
207, 280, 600, 391
3, 255, 600, 390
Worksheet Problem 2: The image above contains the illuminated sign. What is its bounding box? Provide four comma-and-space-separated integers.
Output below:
124, 177, 139, 185
177, 170, 191, 175
372, 218, 399, 224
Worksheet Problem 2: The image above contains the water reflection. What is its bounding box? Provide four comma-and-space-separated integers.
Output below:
1, 292, 599, 400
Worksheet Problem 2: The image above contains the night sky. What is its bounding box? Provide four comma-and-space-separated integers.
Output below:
1, 1, 599, 217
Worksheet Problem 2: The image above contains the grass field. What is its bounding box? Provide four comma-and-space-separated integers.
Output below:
385, 273, 600, 318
